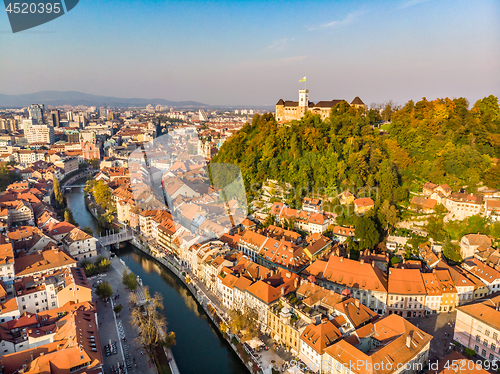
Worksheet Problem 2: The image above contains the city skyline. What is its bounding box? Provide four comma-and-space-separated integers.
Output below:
1, 0, 499, 106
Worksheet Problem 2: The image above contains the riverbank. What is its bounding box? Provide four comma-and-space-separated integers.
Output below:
66, 186, 255, 374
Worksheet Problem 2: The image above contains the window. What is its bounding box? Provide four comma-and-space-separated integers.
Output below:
494, 332, 498, 340
482, 349, 487, 357
492, 344, 496, 351
490, 353, 495, 361
477, 336, 481, 342
484, 339, 488, 346
478, 325, 483, 332
486, 330, 491, 337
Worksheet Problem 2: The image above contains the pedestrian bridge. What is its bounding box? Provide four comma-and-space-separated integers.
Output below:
99, 230, 134, 247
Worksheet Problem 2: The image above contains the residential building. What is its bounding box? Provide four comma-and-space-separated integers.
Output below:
13, 247, 77, 278
305, 256, 388, 314
485, 199, 500, 222
435, 269, 458, 312
0, 243, 15, 281
454, 295, 500, 362
0, 301, 102, 373
410, 196, 437, 213
462, 258, 500, 293
61, 228, 98, 260
322, 314, 432, 374
244, 271, 299, 332
387, 268, 426, 317
299, 320, 342, 372
422, 272, 442, 314
25, 125, 55, 145
268, 304, 307, 356
460, 234, 492, 260
353, 197, 374, 215
445, 193, 483, 220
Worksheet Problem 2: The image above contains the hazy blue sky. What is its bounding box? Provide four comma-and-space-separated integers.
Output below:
1, 0, 499, 106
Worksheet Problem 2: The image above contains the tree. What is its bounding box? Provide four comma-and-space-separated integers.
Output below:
130, 288, 174, 358
425, 216, 446, 242
113, 304, 123, 314
390, 256, 401, 265
0, 165, 21, 191
484, 165, 500, 189
262, 214, 274, 228
53, 177, 64, 208
228, 305, 260, 342
90, 158, 100, 169
97, 256, 111, 272
443, 237, 462, 263
64, 208, 77, 225
378, 200, 398, 231
83, 226, 94, 236
122, 270, 138, 290
96, 282, 113, 300
355, 217, 380, 250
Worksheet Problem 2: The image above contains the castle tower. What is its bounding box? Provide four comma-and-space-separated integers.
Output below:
299, 89, 309, 107
298, 89, 309, 117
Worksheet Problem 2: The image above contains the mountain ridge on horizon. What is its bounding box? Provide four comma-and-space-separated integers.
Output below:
0, 90, 209, 108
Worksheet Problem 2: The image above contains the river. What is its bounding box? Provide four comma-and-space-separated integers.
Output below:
65, 184, 249, 374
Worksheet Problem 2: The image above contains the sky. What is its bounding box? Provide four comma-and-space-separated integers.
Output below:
1, 0, 499, 106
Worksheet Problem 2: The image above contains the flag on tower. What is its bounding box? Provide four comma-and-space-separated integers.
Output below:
299, 76, 306, 83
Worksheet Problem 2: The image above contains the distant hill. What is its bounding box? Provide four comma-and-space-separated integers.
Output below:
0, 91, 208, 108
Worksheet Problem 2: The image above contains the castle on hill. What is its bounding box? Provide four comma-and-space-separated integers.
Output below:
275, 89, 365, 122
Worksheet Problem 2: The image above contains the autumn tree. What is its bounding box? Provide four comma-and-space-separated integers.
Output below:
228, 305, 260, 342
53, 177, 64, 208
378, 200, 398, 231
130, 288, 175, 359
64, 208, 77, 225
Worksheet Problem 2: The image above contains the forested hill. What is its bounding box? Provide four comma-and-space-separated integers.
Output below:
212, 96, 500, 204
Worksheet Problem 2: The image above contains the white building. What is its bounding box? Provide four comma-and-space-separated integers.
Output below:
61, 228, 98, 260
25, 125, 55, 145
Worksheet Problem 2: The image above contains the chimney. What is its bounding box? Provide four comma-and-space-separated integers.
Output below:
294, 278, 299, 288
372, 262, 375, 268
355, 299, 360, 308
340, 257, 343, 263
347, 252, 351, 259
360, 259, 364, 265
281, 287, 285, 296
406, 334, 412, 348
